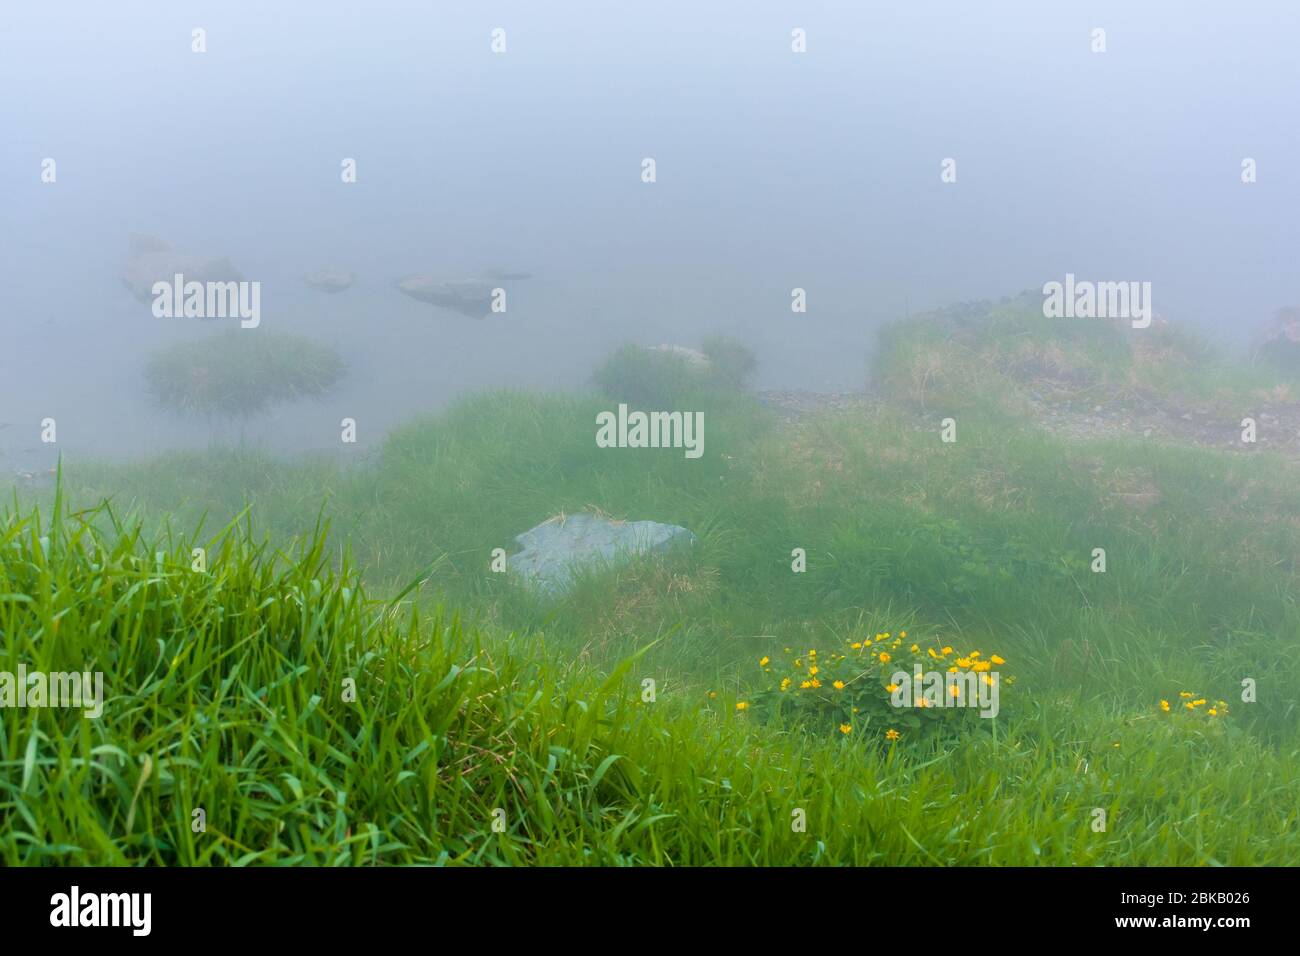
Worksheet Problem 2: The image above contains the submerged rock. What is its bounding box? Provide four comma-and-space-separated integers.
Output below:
303, 268, 355, 293
394, 270, 530, 319
8, 467, 57, 489
120, 234, 243, 304
507, 512, 695, 596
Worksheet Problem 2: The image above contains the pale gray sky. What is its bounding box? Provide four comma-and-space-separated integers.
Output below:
2, 1, 1297, 462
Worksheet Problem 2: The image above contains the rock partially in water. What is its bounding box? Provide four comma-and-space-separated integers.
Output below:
8, 467, 57, 490
120, 234, 244, 304
303, 268, 355, 293
394, 270, 529, 319
507, 512, 696, 596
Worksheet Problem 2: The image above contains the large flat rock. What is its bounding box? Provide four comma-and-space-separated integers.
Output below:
507, 512, 695, 596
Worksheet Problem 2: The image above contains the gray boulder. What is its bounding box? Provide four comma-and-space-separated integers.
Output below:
394, 270, 530, 319
303, 268, 355, 293
507, 512, 695, 596
120, 234, 243, 304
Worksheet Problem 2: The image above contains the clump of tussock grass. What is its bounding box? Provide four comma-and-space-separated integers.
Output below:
144, 330, 345, 419
700, 335, 758, 390
592, 344, 706, 408
592, 337, 757, 407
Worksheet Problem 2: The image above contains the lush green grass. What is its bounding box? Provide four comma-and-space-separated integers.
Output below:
2, 498, 1295, 865
5, 314, 1300, 864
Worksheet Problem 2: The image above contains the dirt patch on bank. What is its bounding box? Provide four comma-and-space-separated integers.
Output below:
758, 388, 1300, 459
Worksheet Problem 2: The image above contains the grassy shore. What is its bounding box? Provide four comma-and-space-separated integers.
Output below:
4, 297, 1299, 864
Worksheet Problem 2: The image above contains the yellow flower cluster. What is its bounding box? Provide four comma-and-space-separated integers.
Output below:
1160, 693, 1228, 717
753, 630, 1010, 741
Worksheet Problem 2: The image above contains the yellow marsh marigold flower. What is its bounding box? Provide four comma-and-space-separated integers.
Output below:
809, 678, 822, 689
949, 685, 961, 698
1208, 708, 1218, 716
981, 674, 995, 686
928, 648, 939, 659
833, 680, 845, 690
885, 683, 900, 693
1160, 700, 1170, 712
1179, 691, 1193, 698
839, 724, 851, 735
916, 697, 930, 708
708, 691, 717, 699
799, 680, 812, 689
808, 665, 819, 676
809, 649, 817, 657
735, 701, 749, 711
990, 655, 1005, 665
973, 660, 992, 672
941, 646, 953, 655
759, 656, 770, 667
886, 729, 901, 741
794, 659, 803, 668
910, 644, 919, 653
780, 677, 792, 692
900, 631, 907, 638
1185, 702, 1195, 710
851, 642, 862, 650
956, 657, 971, 668
878, 652, 891, 663
1192, 698, 1207, 707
